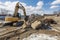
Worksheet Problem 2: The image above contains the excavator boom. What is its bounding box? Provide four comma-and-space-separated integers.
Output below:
13, 2, 26, 17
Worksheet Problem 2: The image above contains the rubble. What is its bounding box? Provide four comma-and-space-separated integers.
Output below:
0, 14, 60, 40
31, 20, 41, 29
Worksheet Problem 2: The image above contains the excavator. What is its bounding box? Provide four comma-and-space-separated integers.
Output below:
0, 2, 28, 28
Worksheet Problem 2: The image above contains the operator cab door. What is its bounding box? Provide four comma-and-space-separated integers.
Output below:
17, 13, 21, 19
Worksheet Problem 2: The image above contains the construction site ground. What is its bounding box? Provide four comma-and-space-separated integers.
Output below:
0, 16, 60, 40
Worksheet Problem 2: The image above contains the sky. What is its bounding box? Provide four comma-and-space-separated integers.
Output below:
0, 0, 60, 15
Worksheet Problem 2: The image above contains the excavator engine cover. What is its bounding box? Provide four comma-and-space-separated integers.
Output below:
5, 16, 19, 22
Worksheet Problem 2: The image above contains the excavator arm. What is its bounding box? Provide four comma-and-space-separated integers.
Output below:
13, 2, 26, 17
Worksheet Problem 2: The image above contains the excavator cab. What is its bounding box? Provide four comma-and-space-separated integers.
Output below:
18, 13, 21, 18
14, 13, 21, 19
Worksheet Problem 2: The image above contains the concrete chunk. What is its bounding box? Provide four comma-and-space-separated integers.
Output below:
31, 20, 41, 29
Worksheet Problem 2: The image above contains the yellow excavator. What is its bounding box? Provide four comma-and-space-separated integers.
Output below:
1, 2, 28, 28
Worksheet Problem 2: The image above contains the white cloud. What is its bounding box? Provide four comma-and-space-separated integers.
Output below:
50, 0, 60, 9
0, 1, 19, 11
51, 0, 60, 5
37, 1, 44, 7
25, 1, 44, 15
50, 5, 59, 9
0, 1, 44, 15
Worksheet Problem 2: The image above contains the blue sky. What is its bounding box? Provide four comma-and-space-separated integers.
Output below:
0, 0, 54, 6
0, 0, 60, 14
